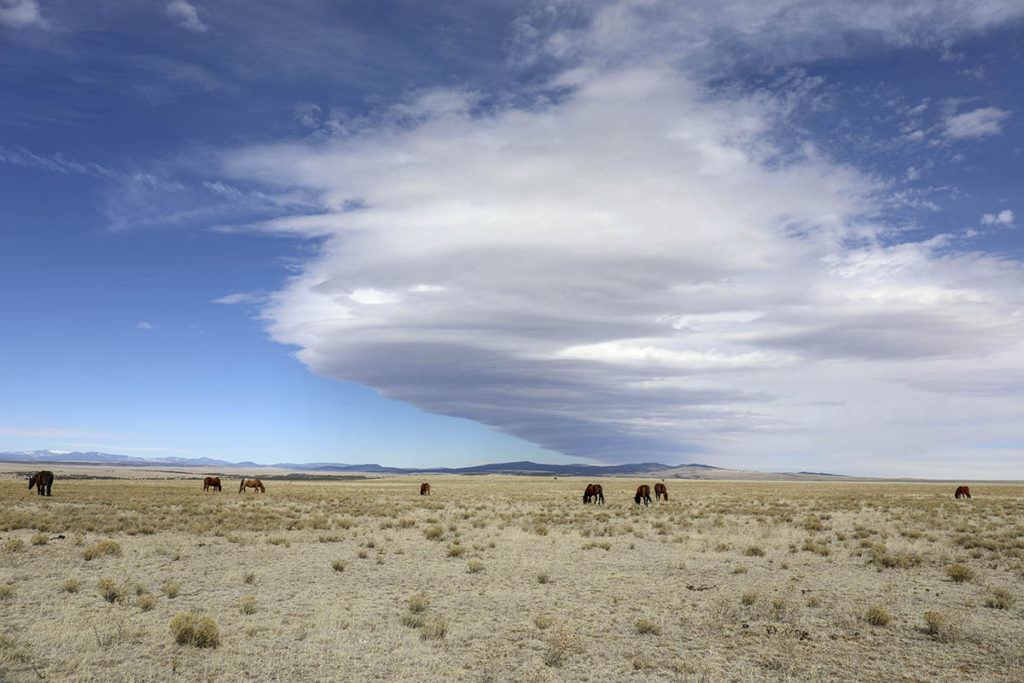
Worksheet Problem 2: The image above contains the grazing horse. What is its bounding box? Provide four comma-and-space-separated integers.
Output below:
239, 478, 265, 493
203, 477, 222, 492
954, 485, 971, 500
654, 482, 668, 501
420, 482, 430, 496
583, 483, 605, 505
28, 471, 54, 496
635, 484, 652, 506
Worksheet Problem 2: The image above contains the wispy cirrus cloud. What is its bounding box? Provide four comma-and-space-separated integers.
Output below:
0, 0, 46, 29
942, 106, 1011, 139
0, 146, 112, 177
166, 1, 208, 33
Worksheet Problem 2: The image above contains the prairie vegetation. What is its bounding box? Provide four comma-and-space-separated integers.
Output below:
0, 475, 1022, 681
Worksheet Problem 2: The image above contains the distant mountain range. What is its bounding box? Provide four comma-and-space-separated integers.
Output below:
0, 450, 723, 477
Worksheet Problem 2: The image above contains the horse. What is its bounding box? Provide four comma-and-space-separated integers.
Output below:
654, 482, 668, 501
954, 485, 971, 500
28, 471, 54, 496
239, 478, 265, 493
203, 477, 222, 492
583, 483, 604, 505
420, 482, 430, 496
635, 484, 652, 506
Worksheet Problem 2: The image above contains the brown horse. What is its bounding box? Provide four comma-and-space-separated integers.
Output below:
420, 482, 430, 496
654, 482, 668, 501
28, 471, 54, 496
635, 484, 652, 506
583, 483, 604, 505
954, 485, 971, 500
203, 477, 222, 492
239, 478, 265, 493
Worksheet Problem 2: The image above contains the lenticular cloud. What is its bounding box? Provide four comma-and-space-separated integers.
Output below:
224, 67, 1024, 474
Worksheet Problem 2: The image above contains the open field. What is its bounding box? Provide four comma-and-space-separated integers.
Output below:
1, 475, 1022, 682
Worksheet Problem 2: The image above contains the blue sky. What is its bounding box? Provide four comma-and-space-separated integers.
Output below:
2, 1, 1023, 477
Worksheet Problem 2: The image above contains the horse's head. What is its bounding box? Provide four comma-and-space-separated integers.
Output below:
28, 474, 36, 489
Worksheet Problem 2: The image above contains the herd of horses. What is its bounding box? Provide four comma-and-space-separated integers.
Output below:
25, 471, 979, 502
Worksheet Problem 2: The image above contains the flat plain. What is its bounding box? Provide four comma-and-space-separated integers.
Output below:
1, 473, 1022, 682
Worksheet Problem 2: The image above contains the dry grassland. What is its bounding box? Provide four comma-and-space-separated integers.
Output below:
1, 475, 1022, 681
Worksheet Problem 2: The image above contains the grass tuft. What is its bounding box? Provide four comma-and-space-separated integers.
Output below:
169, 614, 220, 648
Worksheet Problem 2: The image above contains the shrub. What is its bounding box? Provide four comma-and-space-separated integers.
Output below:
408, 592, 429, 613
64, 578, 81, 593
169, 614, 220, 648
634, 619, 662, 635
240, 595, 258, 614
865, 604, 891, 626
96, 578, 126, 603
741, 592, 758, 605
534, 614, 555, 630
447, 544, 465, 558
744, 545, 765, 557
536, 571, 551, 584
731, 565, 748, 574
243, 572, 256, 585
30, 533, 48, 546
922, 610, 963, 642
163, 581, 181, 598
424, 526, 444, 541
331, 559, 347, 572
802, 517, 825, 532
807, 595, 822, 608
467, 560, 484, 574
923, 611, 946, 636
420, 616, 448, 641
4, 539, 24, 553
0, 584, 15, 600
984, 587, 1015, 610
543, 626, 578, 667
401, 613, 425, 628
137, 594, 156, 611
947, 564, 976, 583
82, 540, 121, 561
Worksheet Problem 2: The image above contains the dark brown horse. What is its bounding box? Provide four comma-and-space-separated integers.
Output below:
954, 485, 971, 500
239, 478, 265, 493
635, 484, 652, 506
654, 482, 668, 501
583, 483, 604, 505
203, 477, 222, 492
28, 471, 54, 496
420, 482, 430, 496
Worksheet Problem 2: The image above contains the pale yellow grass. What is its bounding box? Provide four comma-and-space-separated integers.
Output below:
0, 475, 1022, 681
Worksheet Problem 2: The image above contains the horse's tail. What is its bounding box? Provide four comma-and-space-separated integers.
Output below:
239, 479, 245, 493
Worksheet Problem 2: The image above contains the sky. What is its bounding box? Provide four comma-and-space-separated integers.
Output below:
2, 1, 1023, 477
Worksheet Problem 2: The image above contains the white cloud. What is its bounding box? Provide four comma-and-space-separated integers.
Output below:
212, 292, 264, 305
0, 0, 45, 28
219, 63, 1024, 475
136, 321, 156, 330
511, 0, 1024, 73
166, 1, 208, 33
981, 209, 1014, 227
942, 107, 1011, 139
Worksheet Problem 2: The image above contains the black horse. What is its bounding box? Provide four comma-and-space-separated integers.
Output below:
583, 483, 605, 505
29, 471, 54, 496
